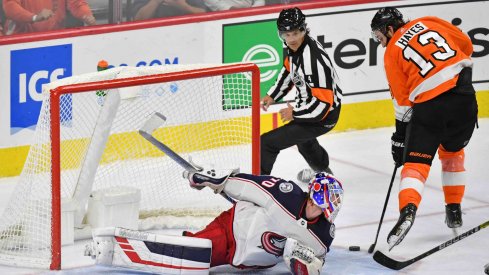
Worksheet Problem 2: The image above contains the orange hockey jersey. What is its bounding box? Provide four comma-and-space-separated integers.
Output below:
383, 16, 473, 121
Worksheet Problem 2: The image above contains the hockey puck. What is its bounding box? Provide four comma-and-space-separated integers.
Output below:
349, 246, 360, 251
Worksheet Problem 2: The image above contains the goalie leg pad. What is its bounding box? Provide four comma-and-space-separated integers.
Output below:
87, 227, 212, 274
184, 207, 236, 267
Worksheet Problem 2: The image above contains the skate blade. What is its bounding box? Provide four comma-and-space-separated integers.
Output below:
387, 221, 412, 251
387, 233, 404, 251
388, 237, 400, 251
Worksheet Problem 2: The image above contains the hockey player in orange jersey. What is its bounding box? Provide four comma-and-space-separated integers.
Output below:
370, 7, 478, 250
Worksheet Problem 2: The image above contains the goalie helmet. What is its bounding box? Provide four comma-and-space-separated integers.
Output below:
370, 7, 405, 33
308, 172, 344, 223
277, 7, 306, 32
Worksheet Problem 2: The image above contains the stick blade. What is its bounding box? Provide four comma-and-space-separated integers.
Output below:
373, 251, 406, 270
140, 112, 167, 135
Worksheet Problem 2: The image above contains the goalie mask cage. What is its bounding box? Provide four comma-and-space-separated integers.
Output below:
0, 63, 260, 270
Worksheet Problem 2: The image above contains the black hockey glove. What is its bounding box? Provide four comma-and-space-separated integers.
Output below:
391, 133, 405, 167
391, 120, 408, 167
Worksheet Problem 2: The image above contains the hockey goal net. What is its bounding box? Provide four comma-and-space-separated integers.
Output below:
0, 63, 260, 269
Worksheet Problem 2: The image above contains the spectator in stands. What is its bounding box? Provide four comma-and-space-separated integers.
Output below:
2, 0, 96, 35
132, 0, 206, 20
132, 0, 264, 21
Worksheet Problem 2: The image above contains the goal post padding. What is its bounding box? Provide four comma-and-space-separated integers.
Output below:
0, 63, 260, 270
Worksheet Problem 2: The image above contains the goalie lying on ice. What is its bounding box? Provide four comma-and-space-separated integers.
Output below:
185, 166, 344, 274
87, 167, 344, 275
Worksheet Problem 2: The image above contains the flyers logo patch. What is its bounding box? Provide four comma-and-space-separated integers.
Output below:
259, 231, 287, 256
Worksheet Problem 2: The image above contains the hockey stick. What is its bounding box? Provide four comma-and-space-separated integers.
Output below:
139, 112, 199, 172
139, 112, 235, 203
368, 165, 398, 253
373, 220, 489, 270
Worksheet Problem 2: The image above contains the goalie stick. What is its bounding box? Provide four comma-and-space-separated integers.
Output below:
139, 112, 235, 203
139, 112, 198, 172
373, 220, 489, 270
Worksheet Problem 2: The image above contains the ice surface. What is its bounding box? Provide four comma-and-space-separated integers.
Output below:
0, 119, 487, 275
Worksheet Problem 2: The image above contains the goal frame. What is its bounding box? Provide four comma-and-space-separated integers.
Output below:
48, 63, 261, 269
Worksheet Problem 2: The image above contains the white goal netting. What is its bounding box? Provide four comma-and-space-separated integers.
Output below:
0, 63, 259, 269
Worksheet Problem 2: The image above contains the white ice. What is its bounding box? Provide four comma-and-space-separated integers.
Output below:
0, 118, 488, 275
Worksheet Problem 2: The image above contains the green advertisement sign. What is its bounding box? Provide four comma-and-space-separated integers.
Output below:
223, 20, 284, 108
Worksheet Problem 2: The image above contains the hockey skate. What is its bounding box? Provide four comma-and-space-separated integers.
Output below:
445, 203, 463, 228
387, 203, 417, 251
297, 167, 333, 183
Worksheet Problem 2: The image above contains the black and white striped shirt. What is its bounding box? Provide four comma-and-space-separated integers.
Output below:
268, 35, 342, 124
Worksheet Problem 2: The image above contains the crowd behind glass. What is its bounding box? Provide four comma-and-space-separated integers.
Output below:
0, 0, 312, 36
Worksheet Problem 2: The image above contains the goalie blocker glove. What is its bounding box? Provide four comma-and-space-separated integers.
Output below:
283, 238, 324, 275
183, 165, 239, 194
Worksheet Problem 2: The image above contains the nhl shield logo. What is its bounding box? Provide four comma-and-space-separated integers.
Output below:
292, 72, 304, 87
279, 182, 293, 193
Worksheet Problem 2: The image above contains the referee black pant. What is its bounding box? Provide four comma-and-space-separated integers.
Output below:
260, 120, 336, 175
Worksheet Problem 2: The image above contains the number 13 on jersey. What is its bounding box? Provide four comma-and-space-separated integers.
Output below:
395, 22, 456, 77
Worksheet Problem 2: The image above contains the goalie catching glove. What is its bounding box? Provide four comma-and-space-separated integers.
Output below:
283, 238, 324, 275
182, 159, 239, 194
